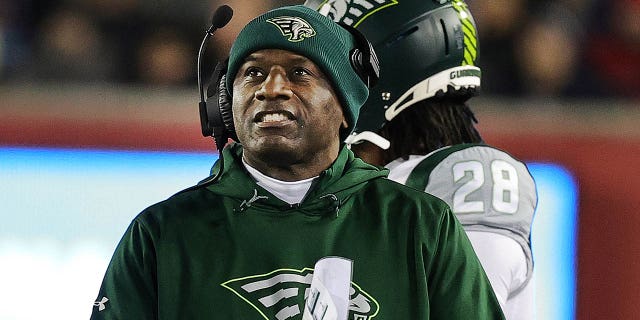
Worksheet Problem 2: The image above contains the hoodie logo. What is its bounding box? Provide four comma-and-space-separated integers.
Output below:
267, 16, 317, 42
222, 268, 380, 319
93, 297, 109, 311
316, 0, 398, 27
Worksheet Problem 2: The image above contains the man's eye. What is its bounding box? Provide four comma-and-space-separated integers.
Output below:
292, 68, 310, 77
246, 67, 264, 78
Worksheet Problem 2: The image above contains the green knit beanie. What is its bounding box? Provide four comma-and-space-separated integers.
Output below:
226, 5, 369, 135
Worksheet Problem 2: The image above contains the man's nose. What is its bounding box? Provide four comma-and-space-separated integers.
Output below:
255, 68, 293, 101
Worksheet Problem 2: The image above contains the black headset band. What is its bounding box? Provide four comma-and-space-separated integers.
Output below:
337, 22, 380, 88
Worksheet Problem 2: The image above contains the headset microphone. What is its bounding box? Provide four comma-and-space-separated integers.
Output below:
209, 5, 233, 31
196, 5, 233, 185
198, 5, 233, 142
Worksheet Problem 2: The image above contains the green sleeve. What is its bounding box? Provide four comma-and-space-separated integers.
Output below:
90, 217, 158, 319
427, 206, 505, 319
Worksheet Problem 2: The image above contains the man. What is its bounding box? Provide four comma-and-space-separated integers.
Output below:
304, 0, 537, 318
90, 5, 504, 319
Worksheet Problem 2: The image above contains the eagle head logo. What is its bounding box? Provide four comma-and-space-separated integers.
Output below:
267, 16, 317, 42
222, 268, 380, 319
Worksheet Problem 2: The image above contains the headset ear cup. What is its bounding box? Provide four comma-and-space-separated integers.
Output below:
349, 48, 364, 81
205, 59, 232, 148
338, 22, 380, 88
365, 41, 380, 86
217, 74, 237, 141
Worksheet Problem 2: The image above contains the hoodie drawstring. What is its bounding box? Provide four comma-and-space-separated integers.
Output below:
319, 194, 340, 217
236, 189, 269, 213
236, 190, 340, 217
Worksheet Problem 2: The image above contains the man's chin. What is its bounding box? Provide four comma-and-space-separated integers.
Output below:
245, 136, 302, 162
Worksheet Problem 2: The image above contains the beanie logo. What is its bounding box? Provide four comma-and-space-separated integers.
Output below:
267, 16, 317, 42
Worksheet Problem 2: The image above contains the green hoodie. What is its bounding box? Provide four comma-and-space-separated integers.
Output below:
91, 143, 504, 319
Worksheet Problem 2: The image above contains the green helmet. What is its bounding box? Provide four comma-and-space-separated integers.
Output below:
304, 0, 481, 148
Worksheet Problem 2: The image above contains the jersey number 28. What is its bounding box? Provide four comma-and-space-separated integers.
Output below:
452, 160, 519, 214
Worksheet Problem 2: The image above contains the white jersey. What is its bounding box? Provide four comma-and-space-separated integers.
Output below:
386, 143, 537, 318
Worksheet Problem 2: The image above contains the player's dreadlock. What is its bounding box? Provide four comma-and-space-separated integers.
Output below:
378, 98, 483, 164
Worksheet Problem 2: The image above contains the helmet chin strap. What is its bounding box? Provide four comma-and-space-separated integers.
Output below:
345, 131, 391, 150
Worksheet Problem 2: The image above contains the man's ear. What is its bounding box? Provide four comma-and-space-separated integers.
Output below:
341, 119, 349, 129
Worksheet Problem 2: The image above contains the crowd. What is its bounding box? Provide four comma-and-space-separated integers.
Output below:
469, 0, 640, 99
0, 0, 638, 98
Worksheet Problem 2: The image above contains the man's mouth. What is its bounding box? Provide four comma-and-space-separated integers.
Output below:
255, 111, 295, 123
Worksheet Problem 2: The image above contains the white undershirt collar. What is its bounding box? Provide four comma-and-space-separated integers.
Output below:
242, 158, 317, 205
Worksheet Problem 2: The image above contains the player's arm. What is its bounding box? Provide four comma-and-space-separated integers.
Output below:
425, 205, 505, 319
90, 217, 158, 319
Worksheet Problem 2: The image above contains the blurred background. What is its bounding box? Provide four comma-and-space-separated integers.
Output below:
0, 0, 639, 319
1, 0, 639, 96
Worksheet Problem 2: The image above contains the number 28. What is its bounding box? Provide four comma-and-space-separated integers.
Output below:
452, 160, 519, 214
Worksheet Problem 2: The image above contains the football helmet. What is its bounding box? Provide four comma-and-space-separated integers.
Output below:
304, 0, 481, 148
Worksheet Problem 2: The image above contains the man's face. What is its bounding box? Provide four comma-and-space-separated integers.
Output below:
232, 49, 347, 175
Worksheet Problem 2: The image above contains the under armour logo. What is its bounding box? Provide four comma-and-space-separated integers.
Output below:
93, 297, 109, 311
267, 16, 316, 42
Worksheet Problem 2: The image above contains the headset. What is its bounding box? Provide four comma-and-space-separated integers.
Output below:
200, 58, 235, 152
198, 11, 380, 152
339, 22, 380, 89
